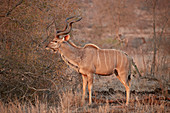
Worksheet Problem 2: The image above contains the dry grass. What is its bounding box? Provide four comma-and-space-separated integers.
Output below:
0, 88, 169, 113
0, 100, 57, 113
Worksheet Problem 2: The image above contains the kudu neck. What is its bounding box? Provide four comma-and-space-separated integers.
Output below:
59, 41, 82, 60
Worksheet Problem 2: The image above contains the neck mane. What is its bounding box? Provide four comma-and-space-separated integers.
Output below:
68, 40, 100, 49
67, 40, 82, 49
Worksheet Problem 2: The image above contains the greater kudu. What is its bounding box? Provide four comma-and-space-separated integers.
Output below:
46, 16, 141, 106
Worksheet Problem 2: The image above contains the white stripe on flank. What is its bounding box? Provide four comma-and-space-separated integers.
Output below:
108, 50, 111, 70
119, 52, 122, 69
113, 50, 115, 68
115, 50, 117, 68
104, 50, 108, 72
97, 50, 101, 68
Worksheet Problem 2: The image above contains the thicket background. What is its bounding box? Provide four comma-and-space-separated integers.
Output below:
0, 0, 169, 112
0, 0, 82, 104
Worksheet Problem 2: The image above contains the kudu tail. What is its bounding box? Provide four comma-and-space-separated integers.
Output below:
132, 59, 142, 77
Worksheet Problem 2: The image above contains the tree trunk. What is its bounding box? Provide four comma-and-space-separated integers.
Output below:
150, 0, 157, 76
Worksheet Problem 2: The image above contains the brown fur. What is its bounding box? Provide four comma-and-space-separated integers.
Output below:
46, 34, 141, 106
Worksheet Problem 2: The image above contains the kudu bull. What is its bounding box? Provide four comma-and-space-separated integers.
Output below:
46, 16, 141, 106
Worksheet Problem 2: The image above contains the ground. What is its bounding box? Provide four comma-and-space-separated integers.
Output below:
78, 74, 170, 112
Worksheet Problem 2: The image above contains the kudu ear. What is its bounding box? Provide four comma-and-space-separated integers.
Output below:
63, 35, 70, 41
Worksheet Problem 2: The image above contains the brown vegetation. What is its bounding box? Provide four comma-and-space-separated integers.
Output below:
0, 0, 169, 112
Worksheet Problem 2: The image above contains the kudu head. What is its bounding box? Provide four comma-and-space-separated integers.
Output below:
46, 16, 82, 52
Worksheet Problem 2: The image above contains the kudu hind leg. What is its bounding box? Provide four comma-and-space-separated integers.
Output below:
117, 75, 130, 105
125, 84, 130, 106
114, 70, 131, 105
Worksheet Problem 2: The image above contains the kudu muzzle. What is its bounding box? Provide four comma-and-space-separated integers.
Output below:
46, 41, 61, 53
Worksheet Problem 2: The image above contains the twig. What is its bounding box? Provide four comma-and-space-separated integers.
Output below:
27, 84, 51, 92
39, 20, 55, 47
6, 0, 24, 17
3, 87, 17, 93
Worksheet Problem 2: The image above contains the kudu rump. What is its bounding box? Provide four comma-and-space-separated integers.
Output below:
46, 16, 141, 106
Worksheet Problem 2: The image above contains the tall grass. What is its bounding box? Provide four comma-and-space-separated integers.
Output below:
0, 89, 169, 113
0, 100, 57, 113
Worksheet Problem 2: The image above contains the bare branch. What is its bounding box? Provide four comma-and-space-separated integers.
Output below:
6, 0, 24, 17
41, 20, 55, 45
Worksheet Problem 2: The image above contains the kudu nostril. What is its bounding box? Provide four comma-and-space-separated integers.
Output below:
45, 45, 50, 50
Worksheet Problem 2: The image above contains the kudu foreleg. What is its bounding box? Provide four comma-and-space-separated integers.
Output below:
87, 73, 93, 105
82, 75, 87, 105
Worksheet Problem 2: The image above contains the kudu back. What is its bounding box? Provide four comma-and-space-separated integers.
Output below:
46, 16, 141, 106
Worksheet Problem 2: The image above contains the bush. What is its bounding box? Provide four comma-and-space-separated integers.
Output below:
0, 0, 80, 105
